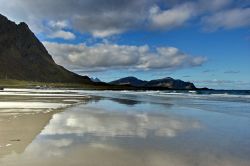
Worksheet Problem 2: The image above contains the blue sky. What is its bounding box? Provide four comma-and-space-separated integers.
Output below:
0, 0, 249, 89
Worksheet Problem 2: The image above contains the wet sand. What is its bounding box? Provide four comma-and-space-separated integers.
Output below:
0, 89, 89, 159
0, 89, 250, 166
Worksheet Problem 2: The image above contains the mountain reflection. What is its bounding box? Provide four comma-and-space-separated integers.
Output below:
109, 97, 142, 106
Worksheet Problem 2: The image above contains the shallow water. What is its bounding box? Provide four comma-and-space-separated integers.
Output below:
0, 89, 250, 166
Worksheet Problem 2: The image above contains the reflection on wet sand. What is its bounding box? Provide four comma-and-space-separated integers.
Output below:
0, 104, 203, 166
42, 106, 200, 138
0, 111, 55, 158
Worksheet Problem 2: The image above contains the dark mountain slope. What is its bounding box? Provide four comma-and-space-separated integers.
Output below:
0, 14, 91, 83
110, 76, 148, 87
110, 76, 196, 90
145, 77, 196, 89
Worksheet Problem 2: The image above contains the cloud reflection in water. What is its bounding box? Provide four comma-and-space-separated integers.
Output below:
42, 104, 201, 138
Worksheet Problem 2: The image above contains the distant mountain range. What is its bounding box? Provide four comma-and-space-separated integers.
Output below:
110, 76, 196, 90
110, 77, 147, 87
0, 14, 203, 90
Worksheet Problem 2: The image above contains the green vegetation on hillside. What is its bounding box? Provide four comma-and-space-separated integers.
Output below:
0, 79, 135, 90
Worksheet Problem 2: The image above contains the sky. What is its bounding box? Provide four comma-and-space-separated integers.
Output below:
0, 0, 249, 89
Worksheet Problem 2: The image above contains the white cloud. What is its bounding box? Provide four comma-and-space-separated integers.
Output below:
48, 30, 76, 40
202, 8, 250, 31
43, 42, 206, 71
48, 20, 69, 29
92, 29, 124, 38
149, 3, 196, 29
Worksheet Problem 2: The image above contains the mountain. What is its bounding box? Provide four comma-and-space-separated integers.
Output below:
145, 77, 196, 89
0, 14, 91, 83
109, 76, 147, 87
110, 76, 196, 90
90, 77, 102, 83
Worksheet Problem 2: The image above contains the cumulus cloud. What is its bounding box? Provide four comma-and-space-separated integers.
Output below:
91, 29, 124, 38
202, 8, 250, 31
149, 3, 196, 29
0, 0, 248, 37
43, 42, 206, 71
45, 20, 77, 40
48, 30, 76, 40
48, 20, 69, 29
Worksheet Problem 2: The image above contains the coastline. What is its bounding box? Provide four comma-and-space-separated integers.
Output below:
0, 79, 211, 90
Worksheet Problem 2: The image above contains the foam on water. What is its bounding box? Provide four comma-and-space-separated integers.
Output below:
0, 102, 69, 109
